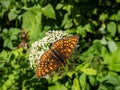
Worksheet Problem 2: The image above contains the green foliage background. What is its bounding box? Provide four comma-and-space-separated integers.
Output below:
0, 0, 120, 90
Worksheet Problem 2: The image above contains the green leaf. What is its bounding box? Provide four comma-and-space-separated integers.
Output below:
109, 63, 120, 72
116, 0, 120, 3
99, 23, 106, 34
8, 8, 19, 21
10, 35, 17, 40
83, 23, 93, 33
72, 78, 80, 90
22, 5, 42, 42
98, 84, 108, 90
1, 0, 10, 9
66, 29, 77, 34
62, 14, 73, 29
107, 22, 116, 36
48, 82, 67, 90
118, 24, 120, 34
7, 41, 13, 49
67, 71, 75, 78
4, 39, 10, 47
76, 26, 86, 37
108, 40, 118, 52
80, 63, 96, 75
99, 13, 108, 21
52, 76, 60, 82
111, 10, 120, 21
1, 28, 20, 49
103, 75, 120, 85
64, 19, 73, 29
81, 68, 97, 75
0, 50, 10, 61
100, 36, 107, 45
3, 28, 8, 35
76, 64, 83, 71
81, 63, 89, 69
42, 4, 56, 19
115, 10, 120, 21
63, 5, 73, 14
79, 74, 86, 90
9, 28, 21, 35
88, 76, 96, 86
56, 3, 63, 10
4, 80, 12, 88
103, 48, 120, 71
115, 86, 120, 90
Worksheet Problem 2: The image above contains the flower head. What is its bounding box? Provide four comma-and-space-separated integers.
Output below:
28, 30, 68, 69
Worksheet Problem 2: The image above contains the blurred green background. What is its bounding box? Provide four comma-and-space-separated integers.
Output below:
0, 0, 120, 90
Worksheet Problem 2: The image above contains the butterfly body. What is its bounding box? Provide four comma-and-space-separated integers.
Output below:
51, 49, 65, 63
36, 36, 79, 78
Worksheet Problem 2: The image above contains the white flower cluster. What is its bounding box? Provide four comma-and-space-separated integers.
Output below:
28, 30, 68, 69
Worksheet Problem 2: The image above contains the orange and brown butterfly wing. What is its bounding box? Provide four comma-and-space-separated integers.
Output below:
36, 50, 61, 78
51, 36, 79, 62
62, 36, 79, 59
50, 39, 65, 63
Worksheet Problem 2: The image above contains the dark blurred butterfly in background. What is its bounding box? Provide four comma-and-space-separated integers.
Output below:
36, 36, 79, 78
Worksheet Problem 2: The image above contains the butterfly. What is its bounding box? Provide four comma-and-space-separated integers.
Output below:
36, 36, 79, 78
